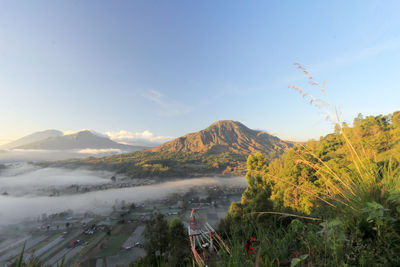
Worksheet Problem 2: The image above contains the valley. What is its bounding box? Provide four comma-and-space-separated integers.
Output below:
0, 164, 246, 266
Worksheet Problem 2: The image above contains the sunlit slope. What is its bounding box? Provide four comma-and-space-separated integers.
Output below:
150, 120, 292, 156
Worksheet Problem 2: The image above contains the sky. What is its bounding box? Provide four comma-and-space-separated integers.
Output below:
1, 0, 400, 145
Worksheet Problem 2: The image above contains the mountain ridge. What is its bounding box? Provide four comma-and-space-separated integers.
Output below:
149, 120, 292, 155
5, 130, 147, 151
0, 130, 63, 150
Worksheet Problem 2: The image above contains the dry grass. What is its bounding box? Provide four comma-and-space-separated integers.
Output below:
288, 63, 393, 213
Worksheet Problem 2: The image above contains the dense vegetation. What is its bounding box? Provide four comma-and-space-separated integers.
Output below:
39, 151, 248, 178
131, 214, 191, 267
218, 111, 400, 266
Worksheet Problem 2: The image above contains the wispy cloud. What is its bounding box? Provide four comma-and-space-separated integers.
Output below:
277, 39, 400, 98
312, 39, 400, 72
141, 89, 192, 116
106, 130, 174, 147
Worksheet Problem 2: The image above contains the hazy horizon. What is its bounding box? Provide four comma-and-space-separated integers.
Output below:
0, 128, 173, 148
0, 119, 321, 148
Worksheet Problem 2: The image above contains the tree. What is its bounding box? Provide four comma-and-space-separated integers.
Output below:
392, 111, 400, 128
168, 217, 190, 266
227, 152, 274, 223
144, 213, 169, 263
129, 202, 136, 211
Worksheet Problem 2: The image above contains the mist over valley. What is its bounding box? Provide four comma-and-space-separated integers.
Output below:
0, 163, 246, 226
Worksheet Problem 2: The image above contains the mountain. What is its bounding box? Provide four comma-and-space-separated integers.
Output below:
149, 120, 292, 155
12, 130, 147, 151
0, 130, 63, 150
40, 121, 292, 178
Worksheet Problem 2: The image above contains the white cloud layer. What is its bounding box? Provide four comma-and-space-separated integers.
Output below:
77, 148, 123, 154
106, 130, 174, 147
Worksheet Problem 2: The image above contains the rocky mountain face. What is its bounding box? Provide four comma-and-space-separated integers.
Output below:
149, 120, 292, 155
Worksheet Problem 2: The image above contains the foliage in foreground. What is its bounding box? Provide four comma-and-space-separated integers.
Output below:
220, 111, 400, 266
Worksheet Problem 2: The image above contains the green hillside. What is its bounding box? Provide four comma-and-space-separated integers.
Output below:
41, 151, 248, 178
219, 111, 400, 266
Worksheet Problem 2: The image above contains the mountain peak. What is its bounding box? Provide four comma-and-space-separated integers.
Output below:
39, 129, 63, 135
207, 120, 244, 129
149, 120, 292, 155
7, 129, 145, 151
210, 120, 238, 126
74, 130, 95, 136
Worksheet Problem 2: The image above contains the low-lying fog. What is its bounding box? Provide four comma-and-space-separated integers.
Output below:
0, 163, 246, 227
0, 149, 127, 163
0, 163, 112, 196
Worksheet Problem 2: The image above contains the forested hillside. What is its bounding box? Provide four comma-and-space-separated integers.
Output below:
41, 151, 248, 178
218, 111, 400, 266
233, 112, 400, 214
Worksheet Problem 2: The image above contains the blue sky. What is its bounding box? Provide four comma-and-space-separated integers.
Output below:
1, 1, 400, 144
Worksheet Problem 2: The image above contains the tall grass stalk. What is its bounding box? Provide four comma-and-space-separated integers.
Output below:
289, 63, 397, 213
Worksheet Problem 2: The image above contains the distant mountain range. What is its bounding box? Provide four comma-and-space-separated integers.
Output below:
38, 120, 293, 178
0, 130, 147, 151
150, 120, 292, 155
